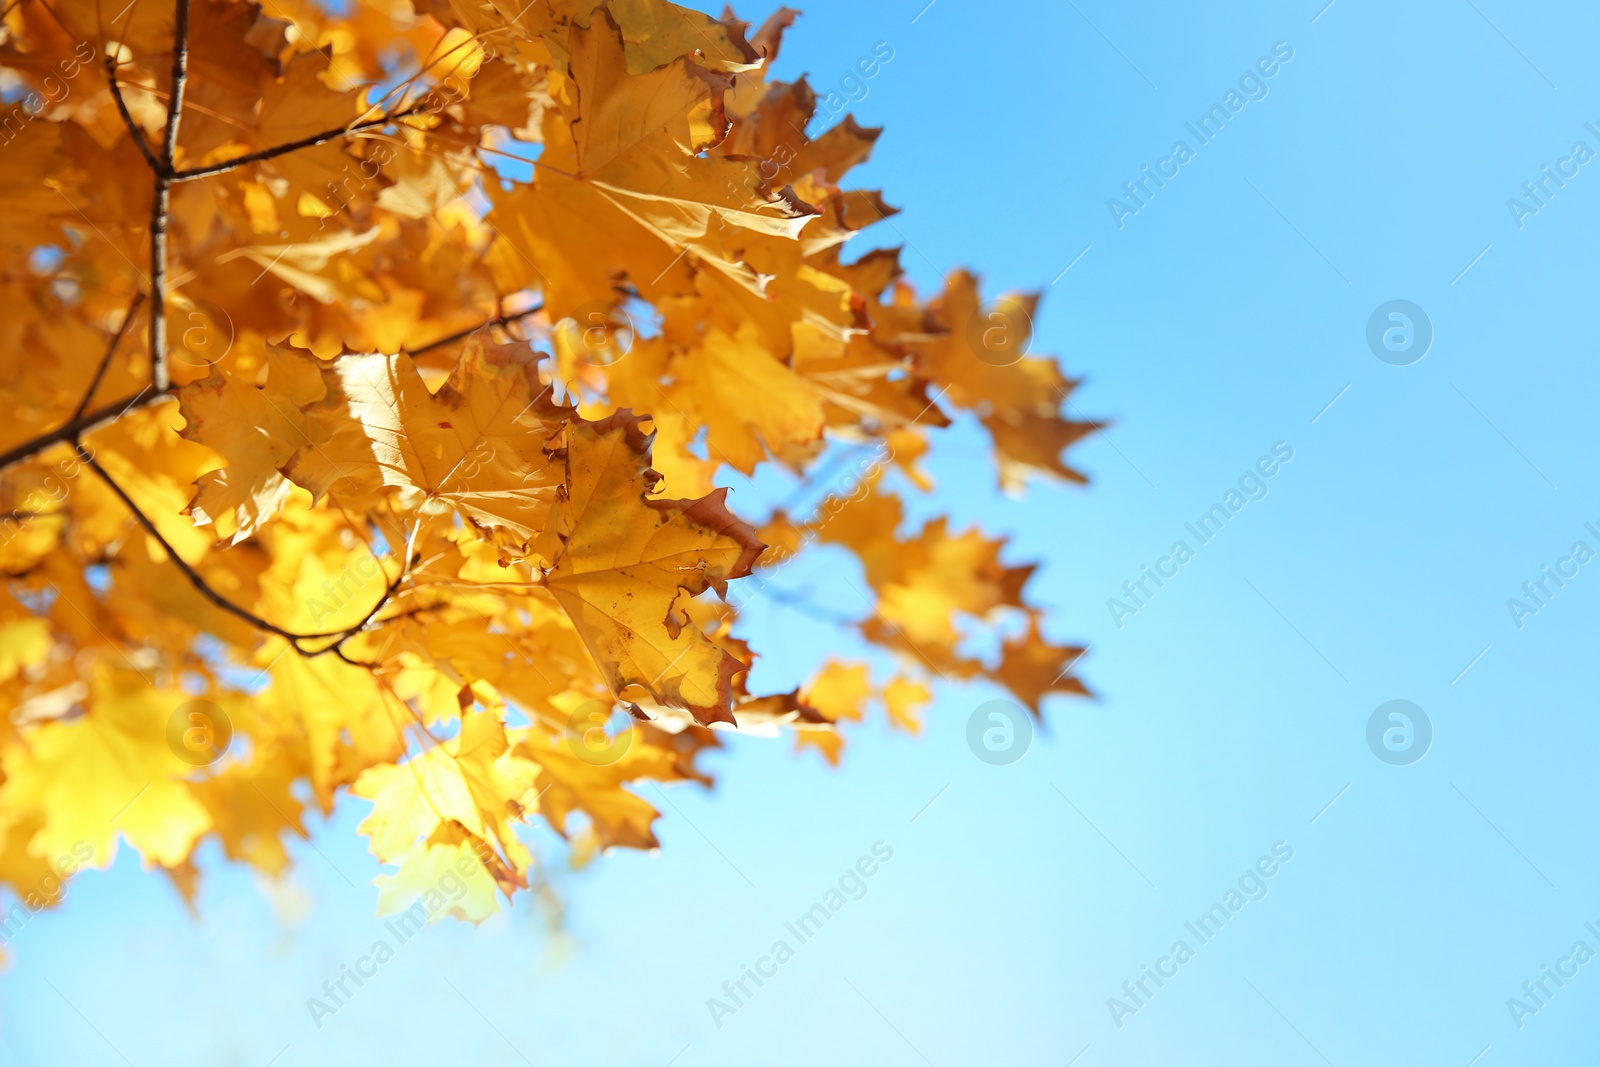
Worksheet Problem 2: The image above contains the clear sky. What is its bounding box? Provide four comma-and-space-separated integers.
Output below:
6, 1, 1600, 1065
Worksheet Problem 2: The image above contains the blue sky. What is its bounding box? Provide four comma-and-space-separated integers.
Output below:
7, 1, 1600, 1064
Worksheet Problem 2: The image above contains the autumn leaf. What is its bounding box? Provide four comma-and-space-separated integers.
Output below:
176, 349, 322, 542
537, 410, 763, 724
0, 666, 210, 868
284, 333, 568, 545
354, 707, 538, 878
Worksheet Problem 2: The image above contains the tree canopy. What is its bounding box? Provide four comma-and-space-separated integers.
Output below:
0, 0, 1095, 931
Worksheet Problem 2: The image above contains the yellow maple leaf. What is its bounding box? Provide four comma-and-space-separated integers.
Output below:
0, 666, 210, 868
883, 675, 933, 735
176, 351, 322, 542
285, 334, 566, 544
354, 707, 538, 874
537, 411, 762, 723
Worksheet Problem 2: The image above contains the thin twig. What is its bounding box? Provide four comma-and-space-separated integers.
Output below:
777, 445, 859, 515
170, 103, 429, 183
103, 56, 162, 173
158, 0, 191, 169
118, 78, 256, 135
332, 644, 380, 669
301, 568, 410, 657
71, 292, 145, 421
12, 13, 500, 672
301, 520, 423, 655
407, 303, 545, 356
764, 585, 859, 626
74, 445, 405, 652
75, 444, 318, 643
303, 571, 439, 667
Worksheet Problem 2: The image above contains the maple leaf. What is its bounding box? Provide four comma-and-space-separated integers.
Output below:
670, 323, 827, 473
284, 334, 567, 545
0, 666, 210, 868
176, 350, 322, 542
517, 717, 715, 849
354, 706, 538, 878
536, 410, 763, 724
915, 271, 1104, 489
374, 822, 514, 925
883, 675, 933, 735
996, 616, 1092, 715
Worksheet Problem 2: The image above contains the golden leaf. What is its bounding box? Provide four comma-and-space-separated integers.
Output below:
538, 411, 762, 723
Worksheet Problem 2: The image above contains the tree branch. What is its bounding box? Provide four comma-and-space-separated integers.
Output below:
0, 308, 540, 477
407, 303, 545, 356
0, 509, 64, 526
159, 0, 192, 170
302, 574, 410, 659
71, 292, 146, 422
74, 444, 408, 652
0, 389, 162, 472
34, 14, 483, 669
763, 584, 860, 626
147, 0, 193, 396
170, 103, 429, 183
103, 56, 163, 173
331, 644, 381, 669
75, 444, 316, 642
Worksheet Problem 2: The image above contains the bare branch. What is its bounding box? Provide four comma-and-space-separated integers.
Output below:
764, 584, 859, 626
331, 644, 381, 669
71, 292, 146, 422
147, 192, 171, 394
0, 302, 545, 488
170, 104, 429, 183
40, 11, 486, 671
103, 56, 162, 173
